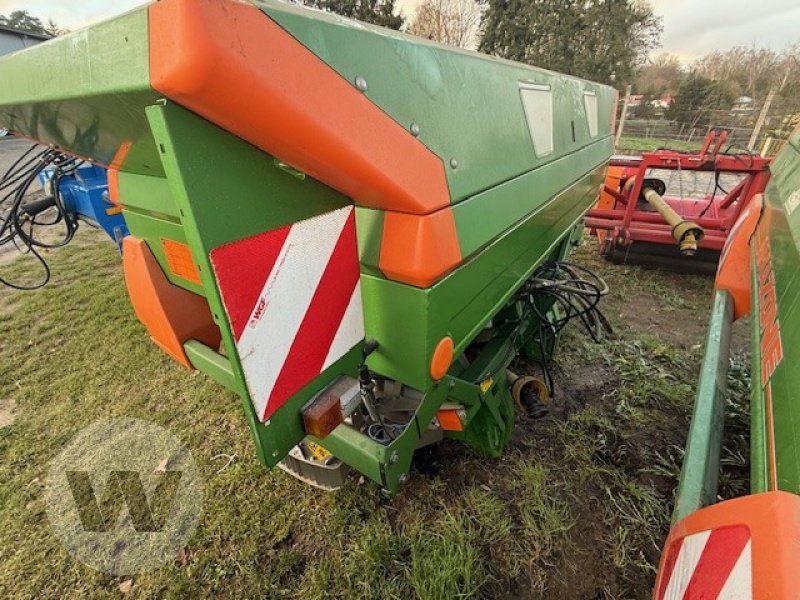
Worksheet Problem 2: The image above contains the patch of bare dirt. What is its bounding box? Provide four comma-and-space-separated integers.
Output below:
612, 289, 708, 350
0, 398, 16, 428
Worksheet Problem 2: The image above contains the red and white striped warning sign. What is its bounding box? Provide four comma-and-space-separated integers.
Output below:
656, 525, 751, 600
210, 206, 364, 421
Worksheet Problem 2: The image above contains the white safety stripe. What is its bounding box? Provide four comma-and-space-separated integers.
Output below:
321, 282, 364, 371
663, 530, 712, 600
718, 540, 752, 600
237, 207, 351, 418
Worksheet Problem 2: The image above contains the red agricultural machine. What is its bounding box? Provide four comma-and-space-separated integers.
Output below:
585, 131, 772, 272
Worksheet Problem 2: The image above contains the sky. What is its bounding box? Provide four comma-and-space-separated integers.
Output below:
1, 0, 798, 64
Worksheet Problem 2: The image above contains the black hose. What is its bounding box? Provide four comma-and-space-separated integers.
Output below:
526, 261, 612, 396
0, 144, 83, 289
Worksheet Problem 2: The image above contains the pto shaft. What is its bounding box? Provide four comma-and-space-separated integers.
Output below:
626, 178, 704, 255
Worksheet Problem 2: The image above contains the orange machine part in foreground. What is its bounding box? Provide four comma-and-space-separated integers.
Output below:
148, 0, 451, 217
653, 491, 800, 599
714, 194, 763, 320
122, 237, 221, 368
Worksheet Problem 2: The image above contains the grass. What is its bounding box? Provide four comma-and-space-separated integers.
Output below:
617, 136, 703, 155
407, 511, 484, 599
0, 231, 751, 599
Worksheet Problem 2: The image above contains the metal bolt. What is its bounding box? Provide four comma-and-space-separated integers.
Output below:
355, 76, 368, 92
449, 158, 458, 169
389, 451, 399, 464
399, 473, 409, 484
410, 123, 420, 137
272, 450, 278, 458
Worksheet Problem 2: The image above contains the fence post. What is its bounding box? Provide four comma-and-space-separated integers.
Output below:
615, 85, 632, 147
749, 88, 777, 151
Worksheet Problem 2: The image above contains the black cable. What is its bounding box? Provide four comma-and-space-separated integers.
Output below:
721, 144, 755, 168
471, 261, 611, 391
526, 261, 612, 396
0, 144, 83, 289
698, 144, 754, 218
698, 169, 729, 218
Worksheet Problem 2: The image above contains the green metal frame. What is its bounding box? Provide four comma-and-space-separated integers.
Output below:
749, 131, 800, 495
143, 100, 600, 493
672, 129, 800, 519
672, 290, 732, 523
0, 0, 616, 493
749, 253, 768, 494
145, 102, 365, 469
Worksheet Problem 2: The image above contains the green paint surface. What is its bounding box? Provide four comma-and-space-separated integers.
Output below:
752, 129, 800, 494
258, 0, 615, 204
0, 1, 617, 490
146, 102, 361, 469
672, 290, 732, 523
0, 9, 160, 175
363, 164, 605, 391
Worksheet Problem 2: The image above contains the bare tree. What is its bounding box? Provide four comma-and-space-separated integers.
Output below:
635, 54, 682, 96
694, 46, 800, 101
408, 0, 483, 49
692, 44, 800, 135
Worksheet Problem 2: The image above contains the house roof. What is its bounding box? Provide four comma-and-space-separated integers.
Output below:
0, 24, 51, 41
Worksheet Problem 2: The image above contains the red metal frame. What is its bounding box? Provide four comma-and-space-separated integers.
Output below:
586, 131, 771, 252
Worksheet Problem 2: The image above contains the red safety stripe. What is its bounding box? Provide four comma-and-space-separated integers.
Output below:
211, 225, 291, 342
682, 526, 750, 598
656, 536, 684, 600
264, 212, 359, 419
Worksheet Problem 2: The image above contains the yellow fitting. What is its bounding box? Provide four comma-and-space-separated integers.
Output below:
680, 234, 698, 256
507, 370, 548, 412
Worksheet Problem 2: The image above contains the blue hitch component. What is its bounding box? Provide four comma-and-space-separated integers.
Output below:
38, 165, 129, 248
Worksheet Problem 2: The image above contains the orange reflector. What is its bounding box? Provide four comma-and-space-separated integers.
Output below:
430, 336, 454, 380
161, 239, 202, 284
302, 392, 344, 439
437, 407, 465, 432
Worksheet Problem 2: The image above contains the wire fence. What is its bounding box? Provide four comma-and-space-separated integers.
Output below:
616, 100, 799, 156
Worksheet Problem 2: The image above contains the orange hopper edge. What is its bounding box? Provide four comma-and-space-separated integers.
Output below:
147, 0, 462, 288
